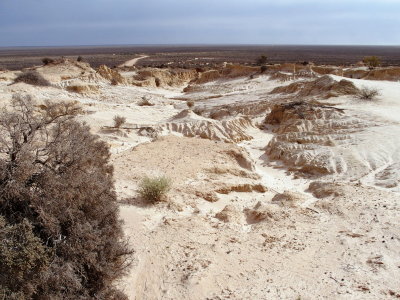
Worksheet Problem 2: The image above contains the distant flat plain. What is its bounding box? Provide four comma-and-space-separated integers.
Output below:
1, 45, 400, 70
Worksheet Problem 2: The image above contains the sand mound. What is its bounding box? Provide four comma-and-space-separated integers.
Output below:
271, 191, 305, 207
244, 202, 283, 224
35, 58, 97, 83
264, 101, 373, 175
312, 66, 342, 76
343, 67, 400, 81
132, 68, 197, 87
111, 135, 260, 201
66, 81, 100, 94
0, 70, 17, 82
268, 71, 295, 82
97, 65, 127, 85
307, 181, 348, 199
270, 75, 359, 99
374, 163, 400, 190
193, 64, 259, 85
215, 205, 243, 223
195, 70, 221, 84
155, 109, 254, 143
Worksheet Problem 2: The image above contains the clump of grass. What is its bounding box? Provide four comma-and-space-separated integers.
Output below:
138, 176, 171, 203
13, 71, 51, 86
357, 86, 380, 100
186, 100, 195, 109
113, 115, 126, 128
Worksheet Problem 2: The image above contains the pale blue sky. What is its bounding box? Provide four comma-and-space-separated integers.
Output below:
1, 0, 399, 46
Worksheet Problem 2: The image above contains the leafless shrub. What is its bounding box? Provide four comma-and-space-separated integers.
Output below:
0, 94, 131, 299
113, 115, 126, 128
357, 86, 380, 100
13, 71, 51, 86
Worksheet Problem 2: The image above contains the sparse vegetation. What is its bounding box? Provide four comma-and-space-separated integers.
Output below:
0, 94, 131, 299
186, 100, 195, 109
42, 57, 55, 65
77, 56, 84, 62
363, 56, 381, 69
256, 55, 268, 66
138, 176, 171, 203
138, 96, 154, 106
357, 86, 381, 100
13, 71, 51, 86
113, 115, 126, 128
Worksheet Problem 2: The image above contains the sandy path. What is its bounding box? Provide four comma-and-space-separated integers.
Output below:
119, 55, 149, 67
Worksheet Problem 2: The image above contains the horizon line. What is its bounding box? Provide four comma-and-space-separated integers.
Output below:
1, 43, 400, 49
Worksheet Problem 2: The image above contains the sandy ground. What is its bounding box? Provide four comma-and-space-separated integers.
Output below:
0, 61, 399, 299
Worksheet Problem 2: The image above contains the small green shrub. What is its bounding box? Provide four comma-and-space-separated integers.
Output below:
13, 71, 51, 86
138, 176, 171, 203
363, 56, 381, 69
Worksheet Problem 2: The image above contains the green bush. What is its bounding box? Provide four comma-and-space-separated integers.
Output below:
363, 56, 381, 69
138, 176, 171, 203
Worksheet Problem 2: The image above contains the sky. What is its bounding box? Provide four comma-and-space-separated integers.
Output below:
1, 0, 400, 47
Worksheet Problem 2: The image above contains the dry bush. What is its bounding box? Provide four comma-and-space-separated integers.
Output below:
256, 55, 268, 66
42, 57, 55, 65
138, 176, 171, 203
113, 115, 126, 128
357, 86, 380, 100
13, 71, 51, 86
138, 96, 154, 106
77, 56, 84, 62
0, 94, 131, 299
186, 100, 195, 109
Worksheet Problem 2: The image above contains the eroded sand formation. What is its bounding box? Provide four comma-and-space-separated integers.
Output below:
0, 58, 399, 299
